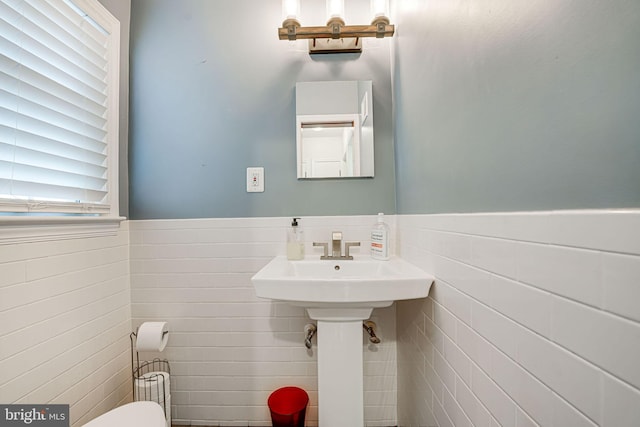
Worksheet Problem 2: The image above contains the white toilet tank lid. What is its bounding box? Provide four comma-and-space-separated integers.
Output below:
82, 401, 165, 427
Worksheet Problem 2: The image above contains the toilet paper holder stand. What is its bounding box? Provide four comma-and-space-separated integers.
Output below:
130, 331, 171, 421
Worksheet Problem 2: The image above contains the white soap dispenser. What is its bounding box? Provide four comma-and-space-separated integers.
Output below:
371, 213, 390, 260
287, 217, 305, 260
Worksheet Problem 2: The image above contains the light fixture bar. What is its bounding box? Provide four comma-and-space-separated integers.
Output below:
279, 0, 394, 53
278, 23, 394, 41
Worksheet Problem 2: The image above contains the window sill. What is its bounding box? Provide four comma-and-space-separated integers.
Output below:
0, 216, 127, 245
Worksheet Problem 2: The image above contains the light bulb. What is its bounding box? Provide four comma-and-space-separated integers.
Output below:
326, 0, 345, 22
282, 0, 300, 22
371, 0, 390, 22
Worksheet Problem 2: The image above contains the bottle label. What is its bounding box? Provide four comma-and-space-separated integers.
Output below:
371, 229, 388, 258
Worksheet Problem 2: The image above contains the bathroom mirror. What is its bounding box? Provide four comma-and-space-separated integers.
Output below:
295, 81, 374, 179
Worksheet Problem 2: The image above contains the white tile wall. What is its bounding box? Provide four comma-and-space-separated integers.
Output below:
397, 210, 640, 427
5, 210, 637, 427
130, 215, 397, 427
0, 222, 131, 427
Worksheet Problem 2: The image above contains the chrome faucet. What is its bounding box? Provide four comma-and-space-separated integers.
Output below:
313, 231, 360, 260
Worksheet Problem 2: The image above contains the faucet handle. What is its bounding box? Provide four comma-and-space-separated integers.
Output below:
331, 231, 343, 258
344, 242, 361, 259
313, 242, 329, 258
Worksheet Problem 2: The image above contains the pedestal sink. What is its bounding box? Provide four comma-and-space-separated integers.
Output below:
251, 256, 434, 427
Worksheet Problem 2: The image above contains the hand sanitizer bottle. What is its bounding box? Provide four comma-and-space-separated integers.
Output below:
287, 217, 305, 260
371, 213, 390, 260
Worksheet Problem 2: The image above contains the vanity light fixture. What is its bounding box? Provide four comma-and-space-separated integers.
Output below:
280, 0, 394, 54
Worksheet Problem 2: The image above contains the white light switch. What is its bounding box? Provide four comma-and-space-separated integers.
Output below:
246, 167, 264, 192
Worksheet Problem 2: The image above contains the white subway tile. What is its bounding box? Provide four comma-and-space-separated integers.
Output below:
483, 212, 551, 246
131, 287, 256, 304
552, 394, 598, 427
25, 246, 126, 281
433, 397, 455, 427
517, 328, 603, 424
132, 258, 265, 275
491, 347, 554, 427
0, 262, 26, 288
470, 236, 519, 279
551, 296, 640, 390
1, 313, 129, 405
131, 301, 275, 318
456, 321, 492, 374
364, 375, 395, 391
432, 255, 493, 307
139, 226, 284, 245
398, 225, 425, 256
431, 280, 473, 325
429, 231, 473, 264
365, 389, 397, 407
434, 347, 456, 396
602, 252, 640, 322
402, 211, 640, 427
471, 365, 516, 427
1, 261, 126, 313
129, 216, 400, 426
455, 377, 492, 427
443, 386, 473, 427
516, 409, 538, 427
425, 316, 445, 356
433, 300, 458, 340
444, 335, 471, 386
416, 327, 434, 367
2, 289, 128, 362
516, 243, 603, 308
131, 272, 252, 289
0, 277, 128, 338
433, 213, 550, 244
8, 212, 636, 427
424, 357, 444, 404
471, 301, 520, 359
602, 373, 640, 427
130, 242, 279, 259
490, 275, 552, 337
546, 211, 640, 255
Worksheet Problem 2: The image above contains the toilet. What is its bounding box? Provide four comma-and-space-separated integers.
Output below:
82, 401, 166, 427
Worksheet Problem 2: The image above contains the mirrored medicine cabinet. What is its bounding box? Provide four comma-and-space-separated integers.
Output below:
295, 80, 374, 179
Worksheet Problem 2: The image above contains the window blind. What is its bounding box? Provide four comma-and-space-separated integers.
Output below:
0, 0, 113, 214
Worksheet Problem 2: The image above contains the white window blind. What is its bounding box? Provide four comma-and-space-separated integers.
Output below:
0, 0, 119, 215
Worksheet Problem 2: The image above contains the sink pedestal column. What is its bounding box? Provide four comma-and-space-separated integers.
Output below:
315, 318, 365, 427
307, 307, 374, 427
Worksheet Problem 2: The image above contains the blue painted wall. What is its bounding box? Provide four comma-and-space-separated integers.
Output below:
129, 0, 396, 219
393, 0, 640, 213
130, 0, 639, 219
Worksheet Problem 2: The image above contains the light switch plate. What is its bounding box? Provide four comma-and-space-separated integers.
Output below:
246, 167, 264, 192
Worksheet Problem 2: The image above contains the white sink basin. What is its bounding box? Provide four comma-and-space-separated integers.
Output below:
252, 256, 433, 317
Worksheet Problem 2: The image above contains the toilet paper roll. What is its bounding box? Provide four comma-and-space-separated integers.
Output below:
136, 322, 169, 352
134, 379, 171, 427
135, 371, 170, 403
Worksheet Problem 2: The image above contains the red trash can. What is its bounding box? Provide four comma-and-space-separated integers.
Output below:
267, 386, 309, 427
